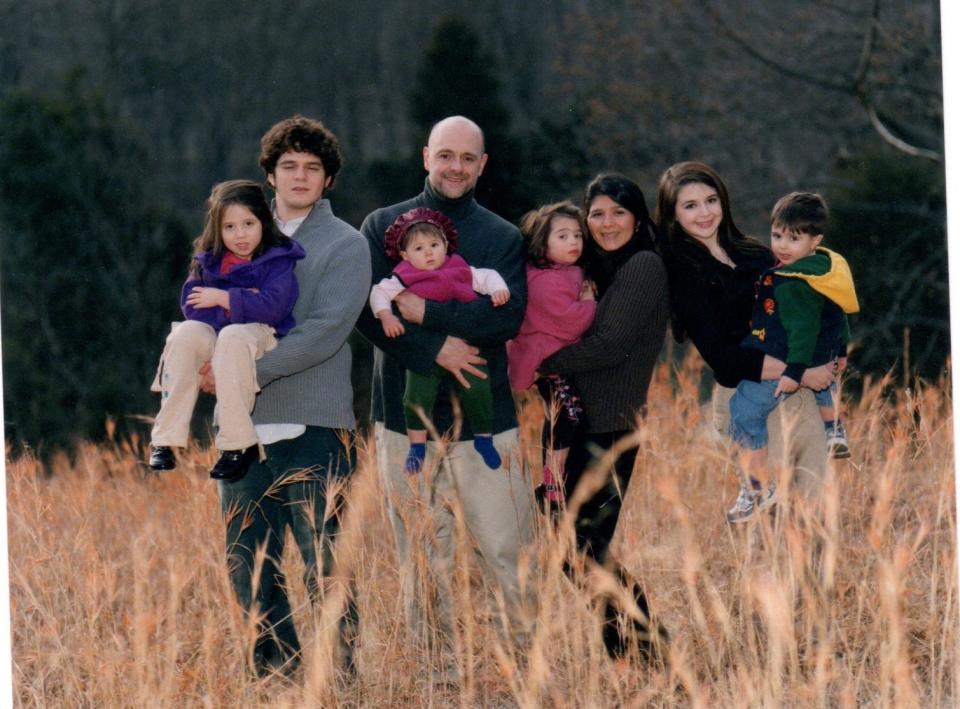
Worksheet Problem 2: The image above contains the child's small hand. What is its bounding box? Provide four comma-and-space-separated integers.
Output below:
774, 375, 800, 397
491, 289, 510, 306
186, 287, 228, 309
379, 311, 405, 338
579, 280, 596, 301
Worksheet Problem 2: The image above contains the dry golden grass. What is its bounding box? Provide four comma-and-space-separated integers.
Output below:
7, 356, 958, 707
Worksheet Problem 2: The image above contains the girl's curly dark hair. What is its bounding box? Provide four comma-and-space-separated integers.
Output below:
518, 201, 586, 269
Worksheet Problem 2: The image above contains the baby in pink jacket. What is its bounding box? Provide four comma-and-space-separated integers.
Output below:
507, 201, 596, 504
371, 208, 510, 474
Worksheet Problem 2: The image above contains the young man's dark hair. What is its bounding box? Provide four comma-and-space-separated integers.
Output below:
258, 115, 343, 186
770, 191, 829, 236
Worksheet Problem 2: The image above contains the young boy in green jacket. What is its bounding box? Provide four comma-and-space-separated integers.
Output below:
726, 191, 860, 523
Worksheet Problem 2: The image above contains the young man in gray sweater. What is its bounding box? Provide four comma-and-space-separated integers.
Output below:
206, 115, 370, 678
356, 116, 535, 682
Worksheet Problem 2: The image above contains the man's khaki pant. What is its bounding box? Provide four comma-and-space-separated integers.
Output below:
712, 385, 827, 499
151, 320, 276, 451
375, 424, 535, 657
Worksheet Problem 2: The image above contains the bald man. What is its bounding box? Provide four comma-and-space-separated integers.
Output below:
356, 116, 534, 680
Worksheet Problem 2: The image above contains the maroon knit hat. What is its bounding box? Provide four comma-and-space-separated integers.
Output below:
383, 207, 458, 263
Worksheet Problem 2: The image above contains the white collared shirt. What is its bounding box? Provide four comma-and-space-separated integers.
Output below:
254, 206, 309, 445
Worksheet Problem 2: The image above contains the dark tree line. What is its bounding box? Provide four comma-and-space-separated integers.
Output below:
0, 2, 946, 457
0, 77, 189, 454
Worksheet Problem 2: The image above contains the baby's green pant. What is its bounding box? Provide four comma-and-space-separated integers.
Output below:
403, 365, 493, 434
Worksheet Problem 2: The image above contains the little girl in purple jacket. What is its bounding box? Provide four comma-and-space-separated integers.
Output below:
507, 201, 596, 505
148, 180, 304, 481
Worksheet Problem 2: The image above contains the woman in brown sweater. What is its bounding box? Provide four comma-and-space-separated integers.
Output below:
539, 172, 669, 659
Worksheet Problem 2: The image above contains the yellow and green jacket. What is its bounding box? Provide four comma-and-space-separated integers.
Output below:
742, 247, 859, 382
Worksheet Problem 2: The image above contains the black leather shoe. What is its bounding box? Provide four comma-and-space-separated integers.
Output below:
252, 633, 302, 679
148, 446, 176, 471
209, 446, 258, 481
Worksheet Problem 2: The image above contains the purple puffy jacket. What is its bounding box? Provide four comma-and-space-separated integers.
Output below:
180, 239, 305, 336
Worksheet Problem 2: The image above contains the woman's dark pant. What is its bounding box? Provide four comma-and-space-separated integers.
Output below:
218, 426, 358, 672
563, 430, 637, 564
563, 429, 663, 659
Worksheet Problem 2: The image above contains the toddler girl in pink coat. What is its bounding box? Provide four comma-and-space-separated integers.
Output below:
508, 201, 597, 504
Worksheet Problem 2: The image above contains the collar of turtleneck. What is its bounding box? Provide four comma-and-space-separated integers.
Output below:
422, 178, 479, 222
589, 232, 644, 297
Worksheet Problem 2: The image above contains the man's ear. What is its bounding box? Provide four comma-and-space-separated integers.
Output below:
266, 173, 276, 189
422, 146, 431, 171
477, 153, 489, 176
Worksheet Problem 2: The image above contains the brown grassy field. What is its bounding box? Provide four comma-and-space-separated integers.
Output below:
7, 357, 958, 707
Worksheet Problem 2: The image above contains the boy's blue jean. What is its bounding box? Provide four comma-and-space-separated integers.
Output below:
730, 380, 836, 449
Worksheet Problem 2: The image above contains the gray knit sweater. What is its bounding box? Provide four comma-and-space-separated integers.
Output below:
252, 199, 370, 430
540, 250, 668, 433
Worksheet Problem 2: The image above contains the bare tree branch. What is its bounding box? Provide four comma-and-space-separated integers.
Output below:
705, 0, 943, 162
862, 101, 943, 161
703, 2, 856, 93
851, 0, 880, 87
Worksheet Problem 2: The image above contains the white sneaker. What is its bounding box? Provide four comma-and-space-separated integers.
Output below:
826, 422, 851, 459
726, 485, 760, 523
756, 482, 778, 511
726, 482, 778, 523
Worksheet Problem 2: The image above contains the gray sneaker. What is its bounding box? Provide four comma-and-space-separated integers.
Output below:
826, 422, 851, 459
756, 481, 778, 511
726, 482, 778, 523
726, 485, 760, 523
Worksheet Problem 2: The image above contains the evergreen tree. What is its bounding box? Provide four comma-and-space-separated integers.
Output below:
369, 16, 534, 222
409, 17, 512, 143
826, 151, 947, 380
0, 77, 189, 458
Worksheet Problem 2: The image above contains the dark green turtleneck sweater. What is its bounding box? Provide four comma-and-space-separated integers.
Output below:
356, 179, 526, 437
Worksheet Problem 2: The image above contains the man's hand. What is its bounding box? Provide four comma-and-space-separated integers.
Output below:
490, 289, 510, 306
800, 363, 835, 391
186, 287, 229, 309
435, 336, 486, 389
379, 311, 405, 338
774, 375, 799, 397
199, 361, 216, 394
395, 291, 426, 324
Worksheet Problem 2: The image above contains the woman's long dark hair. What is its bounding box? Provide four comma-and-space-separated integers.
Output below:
654, 161, 767, 271
582, 173, 657, 294
653, 161, 769, 341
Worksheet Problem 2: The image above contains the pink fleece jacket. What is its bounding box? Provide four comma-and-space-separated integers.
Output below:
507, 264, 596, 390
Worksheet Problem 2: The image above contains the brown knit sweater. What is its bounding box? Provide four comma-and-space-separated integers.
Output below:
540, 250, 669, 433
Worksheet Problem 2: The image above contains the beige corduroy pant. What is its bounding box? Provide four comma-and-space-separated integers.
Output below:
151, 320, 276, 451
375, 424, 536, 658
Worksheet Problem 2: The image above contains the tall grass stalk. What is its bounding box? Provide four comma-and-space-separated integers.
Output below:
7, 357, 957, 706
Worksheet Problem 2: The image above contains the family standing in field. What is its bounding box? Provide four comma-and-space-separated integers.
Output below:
146, 112, 859, 681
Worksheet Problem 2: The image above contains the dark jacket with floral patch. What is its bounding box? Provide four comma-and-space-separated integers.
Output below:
666, 243, 774, 388
742, 247, 859, 382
